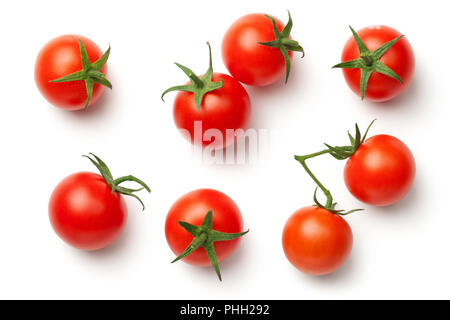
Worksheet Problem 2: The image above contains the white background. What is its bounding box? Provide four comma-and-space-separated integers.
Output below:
0, 0, 448, 299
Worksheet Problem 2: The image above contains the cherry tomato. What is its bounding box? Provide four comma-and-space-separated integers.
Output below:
222, 13, 303, 86
173, 72, 251, 149
49, 154, 149, 251
165, 189, 245, 267
163, 43, 251, 149
338, 25, 415, 101
35, 35, 110, 111
282, 206, 353, 275
49, 172, 126, 251
344, 134, 415, 206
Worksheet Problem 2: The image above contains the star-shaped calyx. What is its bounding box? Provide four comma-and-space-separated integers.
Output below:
50, 39, 112, 110
258, 11, 304, 83
171, 210, 249, 281
161, 42, 223, 110
333, 26, 404, 100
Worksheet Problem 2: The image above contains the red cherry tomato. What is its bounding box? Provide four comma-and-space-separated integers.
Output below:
163, 43, 251, 149
49, 154, 149, 251
282, 206, 353, 275
340, 26, 415, 101
49, 172, 126, 251
165, 189, 245, 267
344, 134, 415, 206
222, 13, 305, 86
173, 72, 251, 149
35, 35, 108, 110
222, 13, 290, 86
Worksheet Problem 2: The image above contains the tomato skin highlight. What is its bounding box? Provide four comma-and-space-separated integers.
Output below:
49, 172, 127, 251
341, 26, 415, 102
222, 13, 293, 86
282, 206, 353, 275
165, 189, 244, 267
35, 35, 107, 110
344, 134, 415, 206
173, 73, 251, 149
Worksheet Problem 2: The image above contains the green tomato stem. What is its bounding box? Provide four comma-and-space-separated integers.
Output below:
188, 72, 204, 89
294, 149, 334, 208
360, 53, 373, 67
83, 153, 150, 210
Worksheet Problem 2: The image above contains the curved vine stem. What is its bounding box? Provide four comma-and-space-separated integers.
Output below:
293, 121, 377, 215
294, 120, 376, 211
294, 150, 334, 208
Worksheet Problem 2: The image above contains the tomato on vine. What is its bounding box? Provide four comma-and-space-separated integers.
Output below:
35, 35, 111, 111
165, 189, 248, 281
295, 120, 415, 207
49, 154, 150, 251
162, 43, 251, 149
222, 11, 304, 86
286, 138, 359, 275
282, 206, 353, 276
286, 121, 415, 275
333, 26, 415, 101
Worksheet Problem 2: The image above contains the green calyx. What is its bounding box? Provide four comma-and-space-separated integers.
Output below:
83, 153, 151, 210
171, 210, 249, 281
294, 120, 376, 215
50, 39, 112, 110
324, 119, 376, 160
161, 42, 224, 110
259, 10, 304, 83
333, 26, 404, 100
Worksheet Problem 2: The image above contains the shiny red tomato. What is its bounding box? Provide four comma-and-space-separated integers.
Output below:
35, 35, 110, 110
282, 206, 353, 275
49, 154, 149, 251
222, 13, 303, 86
165, 189, 245, 267
49, 172, 126, 251
338, 25, 415, 101
344, 134, 415, 206
173, 72, 251, 149
163, 43, 251, 149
